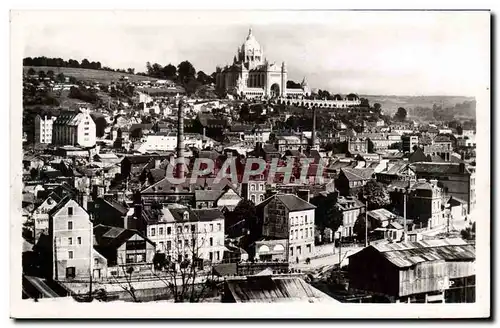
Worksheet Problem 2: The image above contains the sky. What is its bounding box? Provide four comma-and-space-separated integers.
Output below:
20, 10, 490, 96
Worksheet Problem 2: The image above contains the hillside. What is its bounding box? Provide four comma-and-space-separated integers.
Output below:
363, 95, 476, 118
23, 66, 157, 84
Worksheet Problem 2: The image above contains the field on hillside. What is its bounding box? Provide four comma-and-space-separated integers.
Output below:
23, 66, 157, 84
363, 95, 476, 117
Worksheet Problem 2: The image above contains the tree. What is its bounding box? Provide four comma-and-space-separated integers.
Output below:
184, 77, 201, 96
149, 220, 221, 302
360, 98, 370, 108
38, 70, 46, 79
353, 212, 380, 243
55, 73, 66, 83
310, 192, 343, 237
127, 68, 135, 75
457, 125, 463, 135
81, 58, 91, 69
460, 221, 476, 240
195, 71, 207, 85
46, 70, 55, 79
358, 180, 389, 210
27, 68, 36, 75
162, 64, 177, 80
373, 103, 382, 112
232, 199, 259, 236
92, 115, 108, 138
177, 61, 196, 84
394, 107, 407, 121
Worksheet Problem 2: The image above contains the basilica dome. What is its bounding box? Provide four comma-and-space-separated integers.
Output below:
241, 28, 262, 56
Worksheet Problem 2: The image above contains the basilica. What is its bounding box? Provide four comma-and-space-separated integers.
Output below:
215, 28, 311, 99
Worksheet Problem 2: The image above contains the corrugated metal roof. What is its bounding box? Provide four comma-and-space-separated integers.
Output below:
225, 276, 338, 303
370, 238, 475, 268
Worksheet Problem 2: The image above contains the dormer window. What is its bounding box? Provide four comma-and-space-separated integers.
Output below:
183, 212, 189, 221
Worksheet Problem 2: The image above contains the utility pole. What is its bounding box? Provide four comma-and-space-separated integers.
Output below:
338, 230, 342, 271
365, 203, 368, 247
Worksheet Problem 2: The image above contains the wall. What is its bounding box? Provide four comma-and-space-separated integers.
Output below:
288, 209, 315, 261
76, 112, 97, 147
51, 199, 93, 281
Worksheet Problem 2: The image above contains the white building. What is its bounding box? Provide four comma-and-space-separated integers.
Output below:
52, 108, 97, 148
146, 205, 226, 264
136, 132, 215, 154
34, 114, 57, 144
48, 197, 99, 281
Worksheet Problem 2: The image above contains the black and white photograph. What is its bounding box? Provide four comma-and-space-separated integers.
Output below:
9, 9, 491, 319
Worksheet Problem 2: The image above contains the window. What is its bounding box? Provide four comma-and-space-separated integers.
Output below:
167, 227, 172, 235
192, 238, 196, 247
66, 267, 75, 279
300, 229, 303, 239
297, 246, 302, 255
210, 224, 214, 232
191, 225, 196, 233
77, 237, 81, 245
305, 229, 308, 238
151, 228, 156, 236
216, 251, 220, 261
290, 247, 294, 256
217, 223, 221, 232
305, 215, 308, 224
94, 258, 99, 266
307, 244, 312, 253
184, 225, 189, 233
209, 252, 213, 261
167, 241, 172, 250
68, 207, 73, 216
178, 240, 182, 248
68, 251, 74, 259
68, 237, 73, 245
68, 221, 73, 230
84, 132, 89, 136
159, 227, 164, 235
209, 237, 213, 246
250, 184, 255, 191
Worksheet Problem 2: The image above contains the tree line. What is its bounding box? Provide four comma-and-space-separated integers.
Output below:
23, 56, 137, 74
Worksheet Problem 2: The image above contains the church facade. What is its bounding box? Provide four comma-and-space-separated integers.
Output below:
215, 29, 311, 99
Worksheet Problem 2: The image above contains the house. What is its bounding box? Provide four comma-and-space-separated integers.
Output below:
376, 161, 416, 184
52, 108, 96, 148
222, 274, 338, 303
32, 193, 61, 243
241, 176, 267, 204
366, 208, 403, 229
335, 168, 375, 196
47, 197, 100, 281
144, 205, 226, 265
252, 238, 288, 262
390, 179, 446, 229
373, 221, 405, 241
256, 194, 316, 262
336, 196, 366, 239
348, 238, 475, 303
93, 224, 156, 278
447, 196, 468, 222
401, 135, 419, 153
411, 162, 475, 213
91, 197, 137, 229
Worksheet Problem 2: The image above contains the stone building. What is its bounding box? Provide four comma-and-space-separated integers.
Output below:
215, 28, 310, 99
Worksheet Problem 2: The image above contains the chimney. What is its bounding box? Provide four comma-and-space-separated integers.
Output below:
459, 162, 465, 173
311, 107, 317, 150
430, 179, 438, 186
177, 100, 185, 178
154, 158, 161, 169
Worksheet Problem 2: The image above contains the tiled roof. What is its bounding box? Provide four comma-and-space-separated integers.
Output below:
53, 111, 82, 126
94, 224, 154, 250
341, 168, 375, 181
411, 163, 470, 175
195, 190, 223, 202
276, 194, 316, 212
